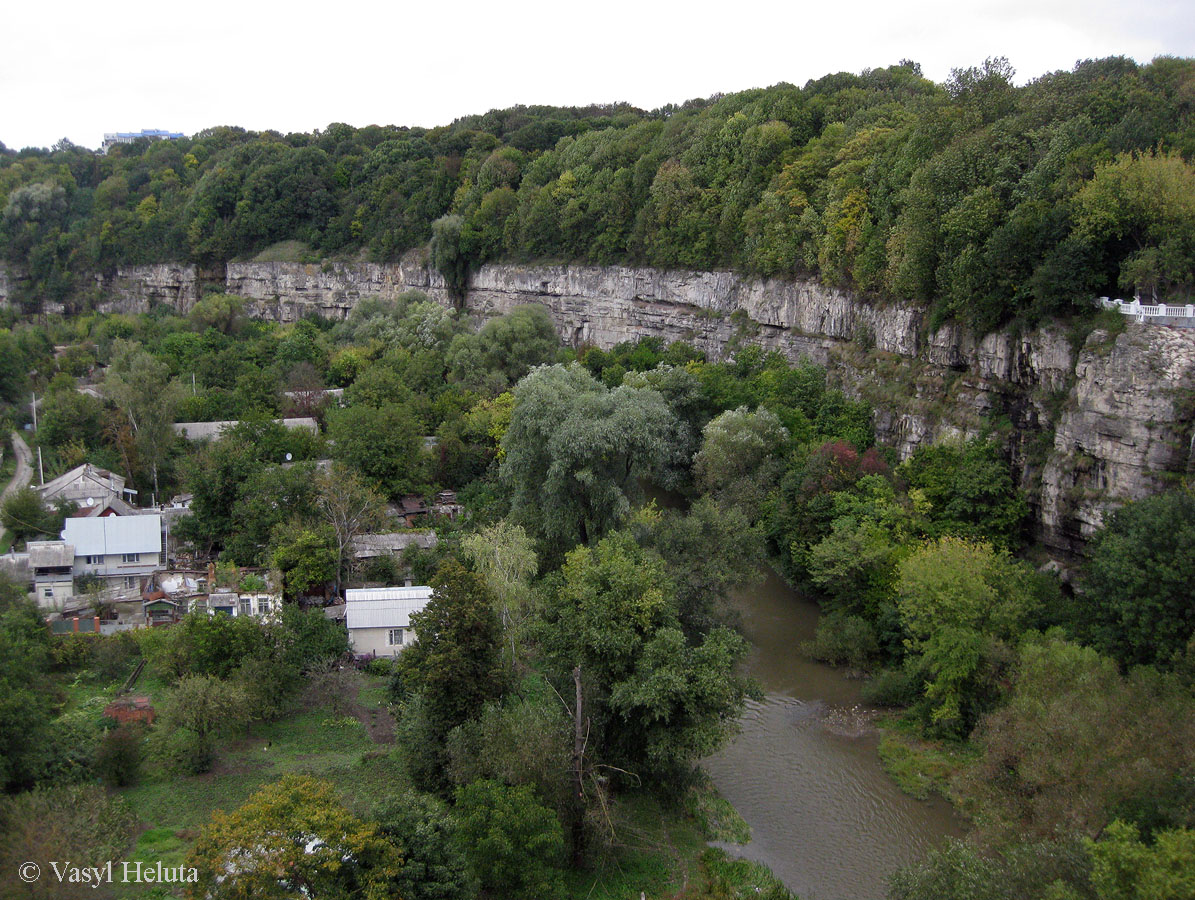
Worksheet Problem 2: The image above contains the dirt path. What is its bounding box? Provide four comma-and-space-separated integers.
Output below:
1, 431, 33, 504
350, 674, 396, 744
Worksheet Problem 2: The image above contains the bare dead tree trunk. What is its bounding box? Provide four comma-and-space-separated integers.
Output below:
572, 665, 586, 866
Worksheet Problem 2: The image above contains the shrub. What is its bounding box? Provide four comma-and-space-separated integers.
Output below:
91, 632, 140, 682
51, 633, 96, 670
0, 784, 137, 900
148, 726, 212, 776
861, 665, 923, 708
803, 614, 880, 670
235, 651, 299, 722
94, 724, 144, 787
364, 657, 394, 677
453, 779, 565, 900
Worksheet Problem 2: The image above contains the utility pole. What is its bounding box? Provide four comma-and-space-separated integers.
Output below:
37, 446, 44, 486
30, 391, 37, 431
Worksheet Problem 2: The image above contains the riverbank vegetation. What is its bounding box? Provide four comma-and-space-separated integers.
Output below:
1, 289, 1193, 898
2, 96, 1194, 892
0, 300, 829, 898
4, 56, 1195, 331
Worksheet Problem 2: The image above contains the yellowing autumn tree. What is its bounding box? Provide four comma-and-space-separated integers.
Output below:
187, 775, 403, 900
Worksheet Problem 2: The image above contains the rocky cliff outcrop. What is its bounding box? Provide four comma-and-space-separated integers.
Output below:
1040, 327, 1195, 551
47, 258, 1195, 560
93, 264, 203, 313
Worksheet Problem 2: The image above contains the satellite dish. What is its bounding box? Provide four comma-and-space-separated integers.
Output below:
285, 453, 293, 461
86, 497, 95, 507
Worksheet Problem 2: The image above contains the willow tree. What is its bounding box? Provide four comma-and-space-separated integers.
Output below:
499, 364, 679, 557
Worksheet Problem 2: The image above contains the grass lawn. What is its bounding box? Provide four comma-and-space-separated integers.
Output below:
70, 663, 791, 900
110, 670, 407, 896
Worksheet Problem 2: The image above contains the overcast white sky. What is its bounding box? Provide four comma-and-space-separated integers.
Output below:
3, 0, 1191, 151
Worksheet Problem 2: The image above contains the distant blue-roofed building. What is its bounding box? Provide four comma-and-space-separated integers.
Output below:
102, 129, 185, 153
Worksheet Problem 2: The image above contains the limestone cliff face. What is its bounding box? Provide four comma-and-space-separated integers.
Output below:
1040, 328, 1195, 552
31, 258, 1195, 560
223, 260, 437, 321
90, 264, 203, 313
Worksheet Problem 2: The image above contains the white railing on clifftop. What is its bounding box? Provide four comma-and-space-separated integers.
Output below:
1098, 297, 1195, 326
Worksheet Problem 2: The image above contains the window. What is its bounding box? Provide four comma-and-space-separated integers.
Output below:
85, 555, 102, 565
124, 576, 138, 589
257, 599, 272, 616
43, 587, 53, 599
121, 553, 139, 563
239, 599, 251, 617
387, 628, 405, 646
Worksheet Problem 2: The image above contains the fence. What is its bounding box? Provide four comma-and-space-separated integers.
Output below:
1098, 297, 1195, 326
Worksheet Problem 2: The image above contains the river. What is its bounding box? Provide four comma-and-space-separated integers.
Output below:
704, 567, 965, 900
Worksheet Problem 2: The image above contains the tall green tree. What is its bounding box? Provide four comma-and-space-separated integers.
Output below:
961, 635, 1195, 843
104, 340, 185, 499
395, 561, 505, 750
327, 402, 428, 500
0, 582, 55, 792
895, 536, 1049, 736
1078, 488, 1195, 669
460, 521, 538, 667
538, 530, 753, 784
500, 364, 679, 554
898, 438, 1028, 550
431, 214, 471, 301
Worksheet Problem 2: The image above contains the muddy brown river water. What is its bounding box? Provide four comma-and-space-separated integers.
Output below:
704, 567, 966, 900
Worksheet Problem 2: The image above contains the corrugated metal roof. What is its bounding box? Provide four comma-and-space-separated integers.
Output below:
62, 514, 162, 556
28, 541, 74, 568
345, 597, 429, 630
345, 586, 434, 604
173, 418, 320, 440
351, 532, 439, 558
37, 463, 126, 499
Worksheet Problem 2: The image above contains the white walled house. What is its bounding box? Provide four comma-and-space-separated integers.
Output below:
193, 591, 282, 620
62, 514, 163, 590
344, 586, 433, 658
28, 541, 75, 608
37, 463, 137, 509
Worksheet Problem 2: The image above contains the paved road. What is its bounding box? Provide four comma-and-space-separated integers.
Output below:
1, 431, 34, 505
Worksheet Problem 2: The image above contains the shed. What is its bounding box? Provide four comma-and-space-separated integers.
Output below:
104, 696, 156, 725
344, 586, 433, 658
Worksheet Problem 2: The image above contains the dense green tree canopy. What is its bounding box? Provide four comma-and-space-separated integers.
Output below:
538, 530, 753, 783
3, 57, 1193, 329
396, 561, 506, 745
500, 364, 680, 554
1078, 488, 1195, 669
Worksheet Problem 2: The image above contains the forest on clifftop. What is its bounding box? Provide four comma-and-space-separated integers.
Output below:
2, 56, 1194, 332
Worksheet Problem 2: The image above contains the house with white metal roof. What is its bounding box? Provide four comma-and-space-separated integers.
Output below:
61, 514, 163, 589
344, 586, 433, 658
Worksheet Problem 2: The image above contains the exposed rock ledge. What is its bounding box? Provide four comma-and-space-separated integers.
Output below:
4, 258, 1193, 561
